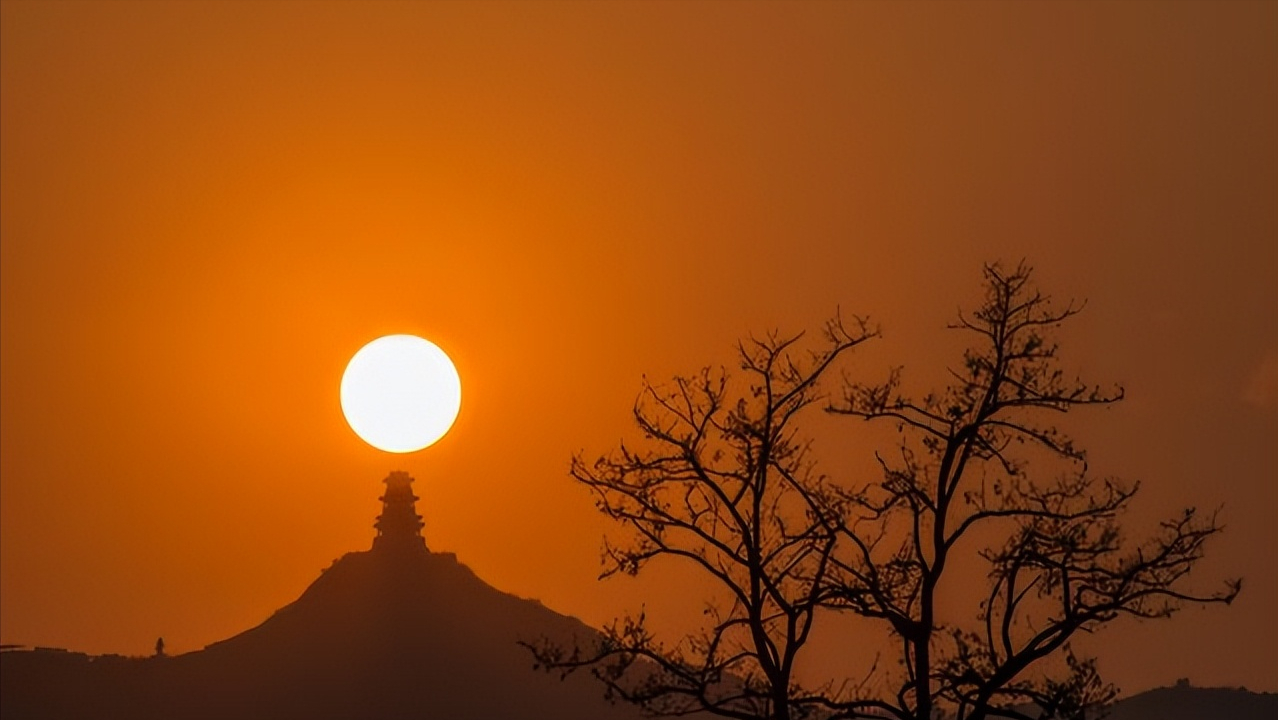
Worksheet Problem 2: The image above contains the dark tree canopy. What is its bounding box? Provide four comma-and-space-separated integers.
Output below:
531, 263, 1238, 720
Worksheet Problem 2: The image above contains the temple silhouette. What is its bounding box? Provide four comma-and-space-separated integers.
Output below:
372, 471, 428, 553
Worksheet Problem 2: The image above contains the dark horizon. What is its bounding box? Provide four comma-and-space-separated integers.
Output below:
3, 472, 1273, 720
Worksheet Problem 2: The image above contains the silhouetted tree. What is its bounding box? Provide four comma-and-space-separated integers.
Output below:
822, 262, 1239, 720
534, 263, 1237, 720
527, 316, 883, 720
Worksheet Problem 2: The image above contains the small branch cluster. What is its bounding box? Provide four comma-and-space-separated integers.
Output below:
529, 314, 878, 720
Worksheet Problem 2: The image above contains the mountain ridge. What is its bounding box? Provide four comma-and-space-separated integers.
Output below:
2, 544, 648, 719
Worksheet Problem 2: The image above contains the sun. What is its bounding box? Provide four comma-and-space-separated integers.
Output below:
340, 335, 462, 453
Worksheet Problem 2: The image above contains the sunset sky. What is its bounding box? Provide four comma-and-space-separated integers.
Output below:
2, 0, 1275, 696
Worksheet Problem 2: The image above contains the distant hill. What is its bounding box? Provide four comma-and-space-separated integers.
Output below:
1104, 683, 1277, 720
1, 546, 646, 720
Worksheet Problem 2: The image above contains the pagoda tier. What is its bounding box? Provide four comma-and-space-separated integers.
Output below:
372, 471, 427, 553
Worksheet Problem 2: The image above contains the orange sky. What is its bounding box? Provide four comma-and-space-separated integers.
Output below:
2, 0, 1275, 695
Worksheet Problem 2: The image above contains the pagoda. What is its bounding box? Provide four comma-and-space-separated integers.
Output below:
372, 471, 428, 553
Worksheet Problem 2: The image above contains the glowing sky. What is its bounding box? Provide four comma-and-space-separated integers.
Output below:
2, 0, 1275, 693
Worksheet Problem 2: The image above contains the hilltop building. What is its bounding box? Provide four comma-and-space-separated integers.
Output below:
372, 471, 427, 553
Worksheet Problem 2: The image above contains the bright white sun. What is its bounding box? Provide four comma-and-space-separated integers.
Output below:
340, 334, 462, 453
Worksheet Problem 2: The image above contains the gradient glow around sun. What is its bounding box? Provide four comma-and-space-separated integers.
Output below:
340, 335, 461, 453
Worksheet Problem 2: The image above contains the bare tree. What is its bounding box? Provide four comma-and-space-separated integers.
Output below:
533, 262, 1237, 720
824, 262, 1240, 720
527, 316, 883, 720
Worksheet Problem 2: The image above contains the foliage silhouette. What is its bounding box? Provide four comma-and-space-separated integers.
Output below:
530, 262, 1238, 720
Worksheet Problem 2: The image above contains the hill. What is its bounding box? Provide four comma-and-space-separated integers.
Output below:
1, 472, 644, 719
1, 545, 647, 720
1105, 682, 1277, 720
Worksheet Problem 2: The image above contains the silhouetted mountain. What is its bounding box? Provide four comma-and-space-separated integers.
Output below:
2, 546, 652, 719
2, 546, 658, 719
1, 473, 646, 719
